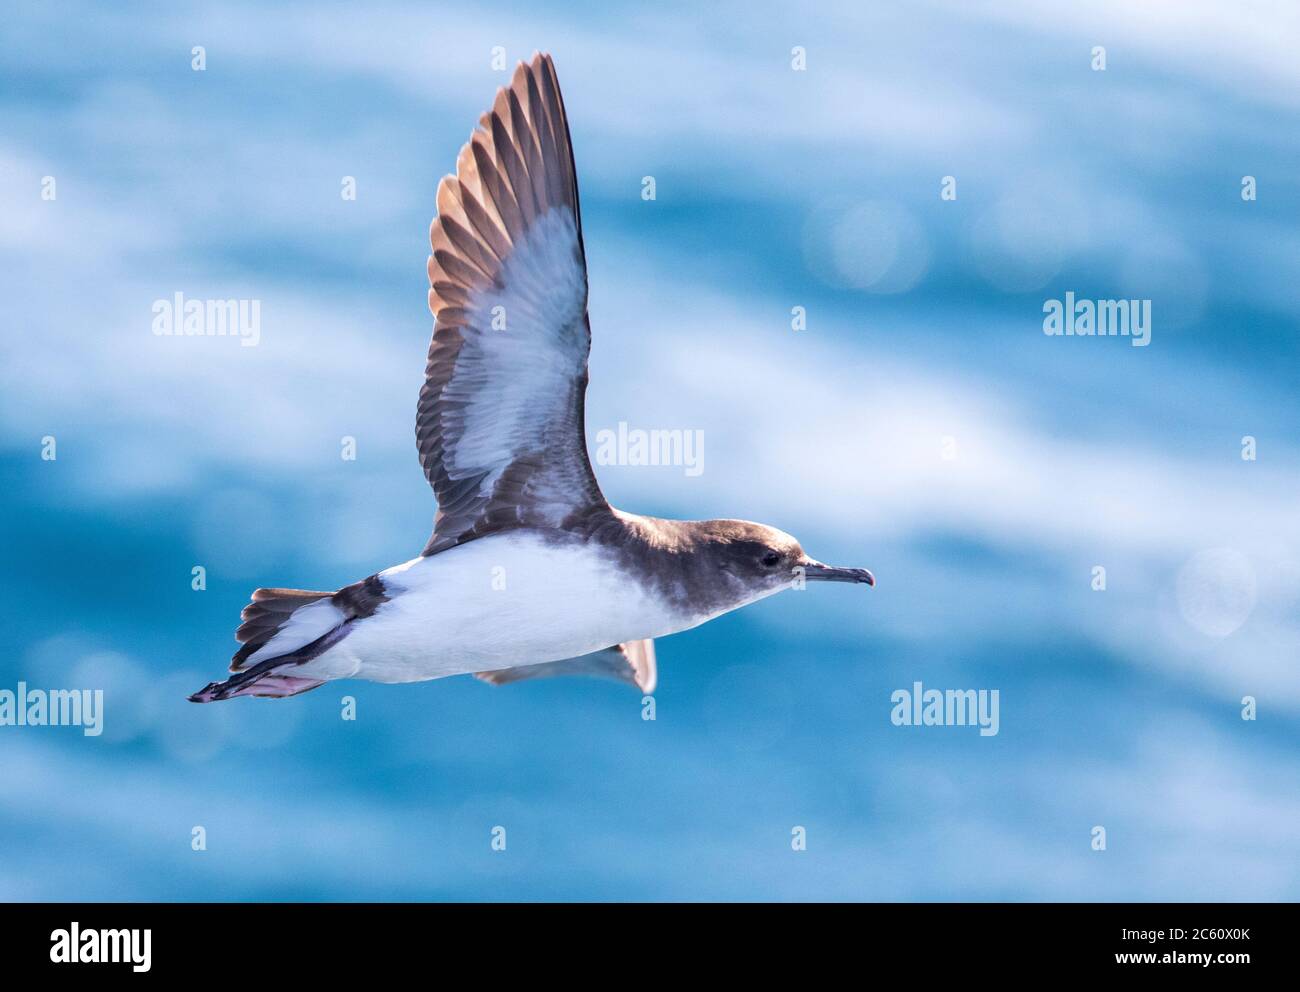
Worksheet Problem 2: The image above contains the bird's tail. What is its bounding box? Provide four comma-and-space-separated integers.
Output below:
188, 586, 342, 703
188, 667, 326, 703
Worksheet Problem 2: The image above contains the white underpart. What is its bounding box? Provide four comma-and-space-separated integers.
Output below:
245, 598, 347, 666
292, 531, 687, 684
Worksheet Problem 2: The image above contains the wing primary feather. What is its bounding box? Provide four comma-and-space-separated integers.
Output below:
418, 54, 604, 556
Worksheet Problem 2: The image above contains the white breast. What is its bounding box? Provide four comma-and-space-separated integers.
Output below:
303, 532, 682, 684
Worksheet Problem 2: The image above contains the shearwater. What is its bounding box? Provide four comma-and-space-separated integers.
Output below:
190, 53, 873, 704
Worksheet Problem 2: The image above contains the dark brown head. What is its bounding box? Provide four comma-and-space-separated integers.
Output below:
690, 518, 874, 607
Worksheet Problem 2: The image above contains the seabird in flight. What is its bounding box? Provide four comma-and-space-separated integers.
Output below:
190, 52, 873, 704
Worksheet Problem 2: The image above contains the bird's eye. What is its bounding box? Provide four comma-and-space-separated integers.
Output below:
761, 551, 781, 567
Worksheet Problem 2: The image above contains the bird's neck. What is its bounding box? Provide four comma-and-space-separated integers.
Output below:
575, 508, 759, 623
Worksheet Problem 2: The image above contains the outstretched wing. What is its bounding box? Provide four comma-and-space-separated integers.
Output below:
474, 639, 657, 693
419, 52, 605, 556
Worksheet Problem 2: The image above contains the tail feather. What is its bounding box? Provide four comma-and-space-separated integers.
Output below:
232, 588, 335, 670
189, 671, 325, 703
190, 574, 389, 703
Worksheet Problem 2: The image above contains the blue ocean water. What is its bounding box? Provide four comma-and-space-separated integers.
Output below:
1, 1, 1297, 900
